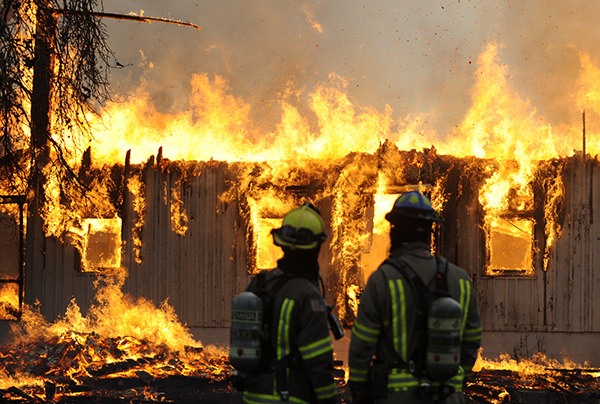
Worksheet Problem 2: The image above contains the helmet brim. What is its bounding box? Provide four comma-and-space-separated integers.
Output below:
273, 232, 320, 250
385, 208, 443, 224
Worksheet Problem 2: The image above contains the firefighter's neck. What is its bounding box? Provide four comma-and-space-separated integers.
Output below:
277, 249, 320, 282
389, 241, 431, 258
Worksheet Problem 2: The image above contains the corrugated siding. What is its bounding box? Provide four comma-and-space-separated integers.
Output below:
22, 153, 600, 335
474, 157, 600, 333
25, 211, 97, 320
25, 159, 252, 328
548, 157, 598, 332
120, 160, 251, 328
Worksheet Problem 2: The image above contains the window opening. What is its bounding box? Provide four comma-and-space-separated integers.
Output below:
485, 215, 534, 276
79, 218, 122, 272
0, 195, 26, 320
361, 184, 434, 282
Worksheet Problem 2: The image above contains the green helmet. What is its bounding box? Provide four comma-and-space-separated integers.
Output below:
271, 203, 327, 250
385, 190, 442, 224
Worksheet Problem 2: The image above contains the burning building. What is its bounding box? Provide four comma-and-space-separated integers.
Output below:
2, 138, 600, 401
3, 139, 598, 361
2, 2, 600, 399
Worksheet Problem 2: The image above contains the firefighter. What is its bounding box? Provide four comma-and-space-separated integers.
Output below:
348, 191, 482, 403
239, 203, 338, 404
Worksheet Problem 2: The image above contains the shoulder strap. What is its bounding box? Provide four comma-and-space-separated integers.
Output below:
255, 270, 291, 294
433, 256, 449, 292
385, 257, 429, 311
378, 255, 449, 370
388, 255, 450, 295
254, 271, 293, 371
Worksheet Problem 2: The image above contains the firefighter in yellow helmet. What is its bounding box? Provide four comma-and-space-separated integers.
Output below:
238, 203, 339, 404
348, 191, 482, 403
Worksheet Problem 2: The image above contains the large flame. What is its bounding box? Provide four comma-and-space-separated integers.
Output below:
34, 40, 600, 277
4, 31, 600, 397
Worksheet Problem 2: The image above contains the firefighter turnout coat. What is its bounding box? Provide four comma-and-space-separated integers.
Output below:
242, 268, 338, 404
349, 242, 482, 403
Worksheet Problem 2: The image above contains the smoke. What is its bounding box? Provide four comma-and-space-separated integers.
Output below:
101, 0, 600, 139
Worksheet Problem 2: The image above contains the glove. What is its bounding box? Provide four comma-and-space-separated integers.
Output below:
229, 373, 245, 391
348, 381, 373, 404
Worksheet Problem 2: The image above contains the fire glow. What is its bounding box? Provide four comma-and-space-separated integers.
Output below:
1, 7, 600, 398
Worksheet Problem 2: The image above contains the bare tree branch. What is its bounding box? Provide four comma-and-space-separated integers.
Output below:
56, 9, 202, 31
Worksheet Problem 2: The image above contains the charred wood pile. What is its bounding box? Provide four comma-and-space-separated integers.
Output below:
1, 332, 600, 403
0, 331, 235, 403
465, 368, 600, 403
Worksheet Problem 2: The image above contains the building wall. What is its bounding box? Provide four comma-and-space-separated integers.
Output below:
467, 157, 600, 335
23, 158, 253, 331
120, 159, 249, 328
16, 151, 600, 363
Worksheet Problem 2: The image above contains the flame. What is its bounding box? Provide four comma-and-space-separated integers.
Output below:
127, 173, 146, 264
0, 283, 19, 321
301, 4, 324, 34
5, 28, 600, 397
0, 268, 232, 400
474, 351, 594, 376
167, 176, 189, 236
35, 40, 600, 279
10, 269, 198, 352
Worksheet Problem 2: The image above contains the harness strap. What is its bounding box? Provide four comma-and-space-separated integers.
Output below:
379, 256, 449, 373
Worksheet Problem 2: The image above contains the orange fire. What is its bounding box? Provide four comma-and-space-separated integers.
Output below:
0, 267, 230, 400
3, 7, 600, 394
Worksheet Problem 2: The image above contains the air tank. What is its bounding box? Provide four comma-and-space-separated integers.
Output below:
229, 291, 263, 373
426, 296, 462, 381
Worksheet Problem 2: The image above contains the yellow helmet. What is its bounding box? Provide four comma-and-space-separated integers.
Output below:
271, 203, 327, 250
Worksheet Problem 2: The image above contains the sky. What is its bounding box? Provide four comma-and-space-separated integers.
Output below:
99, 0, 600, 139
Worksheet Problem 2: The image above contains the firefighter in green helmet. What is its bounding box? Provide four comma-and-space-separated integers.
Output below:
232, 203, 339, 404
348, 191, 482, 403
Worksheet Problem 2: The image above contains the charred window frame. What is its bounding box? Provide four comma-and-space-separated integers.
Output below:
76, 218, 123, 273
245, 195, 289, 276
0, 195, 26, 321
482, 180, 538, 277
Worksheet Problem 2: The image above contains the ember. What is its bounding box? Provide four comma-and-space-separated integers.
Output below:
0, 330, 235, 403
466, 367, 600, 403
2, 1, 600, 403
2, 334, 600, 403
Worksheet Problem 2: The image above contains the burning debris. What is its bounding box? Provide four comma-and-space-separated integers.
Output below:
0, 331, 232, 403
465, 353, 600, 403
2, 331, 600, 403
0, 268, 235, 403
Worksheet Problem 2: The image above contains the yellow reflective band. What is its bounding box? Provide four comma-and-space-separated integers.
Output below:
353, 319, 379, 336
315, 382, 337, 399
445, 367, 465, 391
459, 279, 471, 336
349, 367, 369, 382
463, 328, 483, 342
388, 279, 407, 361
352, 321, 379, 343
244, 391, 310, 404
386, 368, 465, 392
387, 369, 419, 390
298, 336, 333, 360
277, 298, 295, 360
